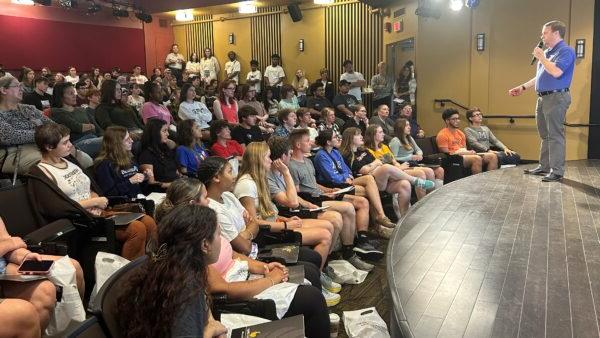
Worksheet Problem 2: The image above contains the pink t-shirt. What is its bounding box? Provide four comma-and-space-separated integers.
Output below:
217, 99, 239, 124
210, 236, 235, 277
141, 102, 173, 124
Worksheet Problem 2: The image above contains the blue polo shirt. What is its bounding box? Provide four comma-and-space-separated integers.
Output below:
535, 40, 576, 92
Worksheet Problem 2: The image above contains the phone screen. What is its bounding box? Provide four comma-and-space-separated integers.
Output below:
18, 260, 54, 274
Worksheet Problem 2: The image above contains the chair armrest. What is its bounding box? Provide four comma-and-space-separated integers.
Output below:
24, 219, 76, 245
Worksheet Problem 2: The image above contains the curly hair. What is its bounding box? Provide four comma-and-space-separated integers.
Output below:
117, 204, 218, 338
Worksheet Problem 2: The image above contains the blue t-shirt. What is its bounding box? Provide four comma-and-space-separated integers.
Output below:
176, 144, 208, 176
535, 40, 576, 92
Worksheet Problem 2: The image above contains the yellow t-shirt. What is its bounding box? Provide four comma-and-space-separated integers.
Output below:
368, 144, 393, 160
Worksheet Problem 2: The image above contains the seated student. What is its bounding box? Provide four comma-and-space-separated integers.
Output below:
313, 129, 398, 228
213, 80, 239, 124
201, 79, 218, 112
268, 136, 384, 261
117, 204, 227, 338
178, 83, 212, 140
175, 119, 208, 177
0, 216, 85, 338
233, 142, 335, 270
141, 82, 174, 126
95, 79, 145, 134
464, 107, 520, 166
364, 125, 434, 200
139, 119, 181, 190
296, 108, 318, 146
341, 104, 369, 135
74, 82, 89, 107
306, 82, 333, 119
197, 158, 326, 282
277, 84, 300, 111
238, 84, 274, 134
436, 108, 497, 174
50, 82, 103, 158
339, 127, 419, 218
317, 107, 342, 140
273, 109, 297, 138
22, 77, 52, 111
94, 126, 151, 198
29, 123, 157, 260
288, 129, 381, 271
332, 80, 358, 122
84, 88, 102, 127
263, 86, 279, 117
390, 118, 444, 186
210, 119, 244, 159
126, 83, 145, 113
155, 178, 331, 307
398, 103, 424, 138
368, 104, 395, 144
231, 105, 265, 147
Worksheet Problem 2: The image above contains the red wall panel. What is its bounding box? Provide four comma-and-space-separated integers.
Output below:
0, 15, 145, 74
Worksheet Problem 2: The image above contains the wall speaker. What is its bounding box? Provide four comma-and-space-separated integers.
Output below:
287, 4, 303, 22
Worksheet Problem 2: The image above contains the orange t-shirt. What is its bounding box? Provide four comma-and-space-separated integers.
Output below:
436, 128, 466, 154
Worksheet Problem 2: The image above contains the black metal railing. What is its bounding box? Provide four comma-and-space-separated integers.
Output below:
434, 98, 600, 127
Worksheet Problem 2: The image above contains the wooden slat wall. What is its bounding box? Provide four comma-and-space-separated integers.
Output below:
251, 7, 282, 70
184, 15, 214, 58
325, 1, 383, 91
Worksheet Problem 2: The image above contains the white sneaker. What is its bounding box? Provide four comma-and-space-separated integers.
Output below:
321, 272, 342, 293
322, 287, 341, 307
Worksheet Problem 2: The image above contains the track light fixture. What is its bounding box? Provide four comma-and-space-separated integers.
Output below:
112, 3, 129, 18
135, 10, 153, 23
59, 0, 78, 9
86, 1, 101, 15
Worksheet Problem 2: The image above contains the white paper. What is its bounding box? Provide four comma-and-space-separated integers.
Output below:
145, 192, 166, 205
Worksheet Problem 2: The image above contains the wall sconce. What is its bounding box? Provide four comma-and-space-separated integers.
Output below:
576, 39, 585, 58
476, 33, 485, 52
299, 39, 305, 52
228, 33, 235, 45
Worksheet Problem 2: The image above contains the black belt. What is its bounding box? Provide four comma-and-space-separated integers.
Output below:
537, 88, 569, 97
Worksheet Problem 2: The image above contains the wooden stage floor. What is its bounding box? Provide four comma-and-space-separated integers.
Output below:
387, 160, 600, 338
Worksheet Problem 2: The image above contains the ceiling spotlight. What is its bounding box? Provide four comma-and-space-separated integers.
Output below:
175, 9, 194, 22
449, 0, 463, 11
59, 0, 78, 9
112, 6, 129, 18
465, 0, 479, 8
135, 10, 153, 23
314, 0, 334, 4
11, 0, 35, 5
32, 0, 51, 5
86, 1, 101, 15
239, 1, 257, 14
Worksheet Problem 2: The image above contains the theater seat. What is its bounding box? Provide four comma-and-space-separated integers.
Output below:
65, 316, 108, 338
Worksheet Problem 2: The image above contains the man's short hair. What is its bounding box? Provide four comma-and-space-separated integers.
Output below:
310, 82, 324, 93
315, 129, 334, 147
342, 60, 352, 67
465, 107, 481, 124
35, 123, 71, 153
278, 108, 294, 123
271, 54, 280, 59
210, 119, 230, 141
399, 102, 411, 111
545, 20, 567, 38
34, 77, 49, 85
442, 108, 460, 121
250, 60, 259, 66
86, 88, 101, 98
238, 105, 258, 122
289, 128, 309, 149
268, 136, 290, 160
296, 107, 311, 120
339, 79, 351, 87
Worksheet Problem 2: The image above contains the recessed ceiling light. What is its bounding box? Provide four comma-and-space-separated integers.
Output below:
239, 1, 257, 14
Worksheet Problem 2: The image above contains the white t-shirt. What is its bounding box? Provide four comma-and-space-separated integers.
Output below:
208, 192, 247, 241
225, 60, 241, 84
178, 100, 212, 129
200, 57, 219, 81
246, 70, 262, 93
340, 71, 365, 101
264, 65, 285, 87
130, 75, 148, 85
186, 61, 202, 75
233, 174, 278, 220
65, 75, 79, 85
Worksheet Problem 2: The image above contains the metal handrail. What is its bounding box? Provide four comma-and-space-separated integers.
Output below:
434, 98, 599, 127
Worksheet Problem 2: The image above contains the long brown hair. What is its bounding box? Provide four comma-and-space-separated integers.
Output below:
95, 126, 133, 169
394, 118, 413, 150
237, 142, 276, 219
364, 124, 381, 151
217, 80, 237, 104
339, 127, 361, 160
117, 204, 217, 338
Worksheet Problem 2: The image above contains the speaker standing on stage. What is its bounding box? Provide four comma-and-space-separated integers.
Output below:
508, 20, 575, 182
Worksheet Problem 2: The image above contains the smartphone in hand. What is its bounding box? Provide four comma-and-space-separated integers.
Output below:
18, 260, 54, 275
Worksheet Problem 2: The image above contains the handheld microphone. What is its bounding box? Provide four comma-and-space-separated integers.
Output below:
531, 40, 544, 65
